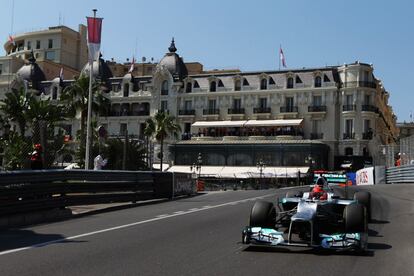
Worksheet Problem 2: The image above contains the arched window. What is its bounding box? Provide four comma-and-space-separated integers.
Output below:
315, 76, 322, 87
186, 82, 192, 93
210, 81, 216, 92
234, 79, 241, 91
123, 83, 129, 97
287, 77, 294, 88
161, 80, 168, 95
260, 78, 267, 90
345, 147, 353, 156
52, 87, 58, 100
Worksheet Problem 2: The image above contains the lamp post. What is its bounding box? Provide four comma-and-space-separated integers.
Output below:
305, 154, 315, 185
256, 159, 265, 189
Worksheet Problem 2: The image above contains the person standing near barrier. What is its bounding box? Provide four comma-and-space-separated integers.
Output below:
30, 144, 44, 170
94, 153, 108, 170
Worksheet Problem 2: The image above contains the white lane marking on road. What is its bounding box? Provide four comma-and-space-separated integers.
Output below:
156, 214, 170, 218
189, 208, 199, 211
0, 193, 277, 256
173, 211, 186, 215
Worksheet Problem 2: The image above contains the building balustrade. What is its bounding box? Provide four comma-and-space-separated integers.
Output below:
361, 105, 378, 112
203, 109, 220, 115
308, 105, 327, 112
228, 108, 245, 114
342, 105, 356, 111
280, 106, 298, 113
362, 132, 373, 140
178, 109, 195, 115
343, 132, 355, 140
343, 81, 377, 89
253, 107, 271, 113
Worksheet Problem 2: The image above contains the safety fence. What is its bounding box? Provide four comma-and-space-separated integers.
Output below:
386, 164, 414, 184
0, 170, 195, 216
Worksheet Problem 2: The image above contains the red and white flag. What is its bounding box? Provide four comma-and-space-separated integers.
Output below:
128, 56, 135, 73
279, 46, 287, 68
86, 17, 103, 62
59, 67, 64, 87
8, 35, 15, 46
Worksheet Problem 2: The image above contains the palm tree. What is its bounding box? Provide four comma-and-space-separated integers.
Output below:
144, 111, 181, 171
0, 88, 33, 136
60, 75, 110, 164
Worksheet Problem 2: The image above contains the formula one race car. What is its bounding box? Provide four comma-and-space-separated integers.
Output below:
242, 178, 371, 251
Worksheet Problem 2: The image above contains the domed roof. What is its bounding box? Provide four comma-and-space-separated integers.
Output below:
81, 55, 113, 86
16, 52, 46, 90
157, 38, 188, 80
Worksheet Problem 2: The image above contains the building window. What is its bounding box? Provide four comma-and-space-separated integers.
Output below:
210, 81, 216, 92
208, 99, 217, 110
233, 98, 241, 109
243, 78, 249, 86
48, 39, 53, 49
193, 81, 200, 88
287, 77, 293, 88
36, 40, 41, 49
45, 51, 55, 60
346, 94, 353, 105
218, 79, 224, 87
364, 94, 371, 105
313, 95, 322, 106
323, 74, 330, 82
314, 76, 322, 87
345, 147, 353, 156
269, 77, 275, 85
286, 97, 294, 109
123, 83, 129, 97
186, 82, 192, 93
364, 119, 371, 132
260, 79, 267, 90
345, 119, 353, 138
112, 83, 120, 92
27, 41, 31, 50
184, 100, 192, 110
295, 76, 302, 83
52, 87, 58, 100
259, 98, 267, 108
364, 71, 370, 81
161, 80, 168, 95
0, 64, 2, 75
234, 79, 241, 91
120, 123, 128, 135
161, 100, 168, 112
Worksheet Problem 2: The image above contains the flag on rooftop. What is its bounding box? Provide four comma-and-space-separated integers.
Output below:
8, 35, 15, 46
86, 16, 103, 62
279, 46, 287, 68
128, 56, 135, 73
59, 67, 64, 87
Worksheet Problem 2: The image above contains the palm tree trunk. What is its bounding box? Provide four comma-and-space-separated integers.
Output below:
160, 138, 164, 171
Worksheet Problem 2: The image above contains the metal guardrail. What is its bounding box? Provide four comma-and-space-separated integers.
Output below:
0, 170, 195, 216
386, 164, 414, 184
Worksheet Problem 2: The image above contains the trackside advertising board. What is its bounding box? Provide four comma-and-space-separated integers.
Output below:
356, 167, 375, 185
314, 172, 347, 184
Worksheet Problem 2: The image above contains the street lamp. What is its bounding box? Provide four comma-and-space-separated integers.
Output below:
305, 154, 316, 185
256, 159, 265, 189
190, 152, 203, 180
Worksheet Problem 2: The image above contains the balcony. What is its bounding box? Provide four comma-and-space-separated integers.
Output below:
361, 105, 378, 113
131, 110, 150, 116
203, 109, 220, 115
253, 107, 271, 114
342, 105, 356, 112
343, 81, 376, 89
228, 108, 245, 114
308, 105, 327, 112
280, 106, 298, 113
343, 133, 355, 140
310, 133, 324, 140
178, 109, 195, 116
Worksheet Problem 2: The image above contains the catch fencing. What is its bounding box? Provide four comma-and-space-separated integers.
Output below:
0, 170, 195, 216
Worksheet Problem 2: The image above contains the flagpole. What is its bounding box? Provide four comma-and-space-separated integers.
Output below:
85, 8, 97, 170
278, 44, 281, 71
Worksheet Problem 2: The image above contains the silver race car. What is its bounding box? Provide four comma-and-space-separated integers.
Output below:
242, 178, 371, 251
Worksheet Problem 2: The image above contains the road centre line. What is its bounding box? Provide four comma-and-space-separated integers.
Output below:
0, 193, 277, 256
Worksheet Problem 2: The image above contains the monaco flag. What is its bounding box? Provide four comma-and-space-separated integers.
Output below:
279, 46, 287, 68
86, 17, 103, 62
128, 56, 135, 73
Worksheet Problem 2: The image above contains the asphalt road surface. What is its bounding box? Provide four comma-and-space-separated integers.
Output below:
0, 184, 413, 276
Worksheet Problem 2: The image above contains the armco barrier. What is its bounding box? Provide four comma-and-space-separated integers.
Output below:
0, 170, 195, 216
386, 164, 414, 184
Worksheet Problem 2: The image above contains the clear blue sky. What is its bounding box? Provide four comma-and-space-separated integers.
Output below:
1, 0, 413, 121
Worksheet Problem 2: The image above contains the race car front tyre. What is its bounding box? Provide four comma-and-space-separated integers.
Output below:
353, 191, 371, 221
343, 203, 367, 233
249, 201, 276, 228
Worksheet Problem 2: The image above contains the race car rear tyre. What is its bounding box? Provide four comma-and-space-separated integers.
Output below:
353, 191, 371, 220
249, 201, 276, 228
343, 203, 367, 233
